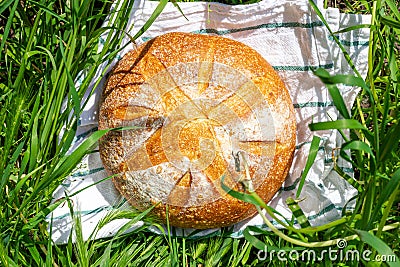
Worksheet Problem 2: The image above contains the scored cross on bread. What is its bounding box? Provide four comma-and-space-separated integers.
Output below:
98, 32, 296, 229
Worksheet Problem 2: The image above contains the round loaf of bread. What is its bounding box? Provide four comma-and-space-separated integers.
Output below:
98, 32, 296, 229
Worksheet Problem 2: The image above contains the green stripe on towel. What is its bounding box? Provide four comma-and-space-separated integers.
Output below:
273, 63, 334, 71
75, 127, 98, 142
141, 20, 325, 42
328, 35, 369, 47
71, 167, 105, 178
192, 21, 324, 35
293, 101, 334, 108
52, 206, 113, 220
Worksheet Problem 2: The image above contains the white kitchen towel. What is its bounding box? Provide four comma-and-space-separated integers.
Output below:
48, 0, 371, 243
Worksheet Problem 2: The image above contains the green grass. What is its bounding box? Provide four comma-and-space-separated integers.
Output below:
1, 0, 399, 266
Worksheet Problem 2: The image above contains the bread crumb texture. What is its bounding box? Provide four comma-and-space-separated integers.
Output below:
99, 32, 296, 229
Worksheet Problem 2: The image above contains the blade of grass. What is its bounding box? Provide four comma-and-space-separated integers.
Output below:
171, 0, 188, 21
369, 168, 400, 230
205, 237, 232, 267
13, 127, 132, 221
354, 230, 400, 267
132, 0, 169, 40
0, 237, 18, 267
313, 68, 351, 119
385, 0, 400, 21
243, 227, 289, 252
48, 128, 117, 182
240, 241, 252, 266
58, 33, 81, 121
1, 95, 25, 179
339, 140, 376, 172
69, 200, 90, 267
333, 164, 363, 192
0, 0, 18, 63
309, 119, 367, 132
29, 1, 68, 23
296, 135, 321, 198
333, 24, 371, 34
26, 245, 42, 266
0, 0, 14, 14
45, 217, 54, 266
380, 15, 400, 29
380, 119, 400, 162
0, 141, 25, 202
309, 0, 361, 77
285, 197, 311, 228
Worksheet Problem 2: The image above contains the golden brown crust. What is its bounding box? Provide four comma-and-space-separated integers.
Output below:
99, 32, 296, 229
